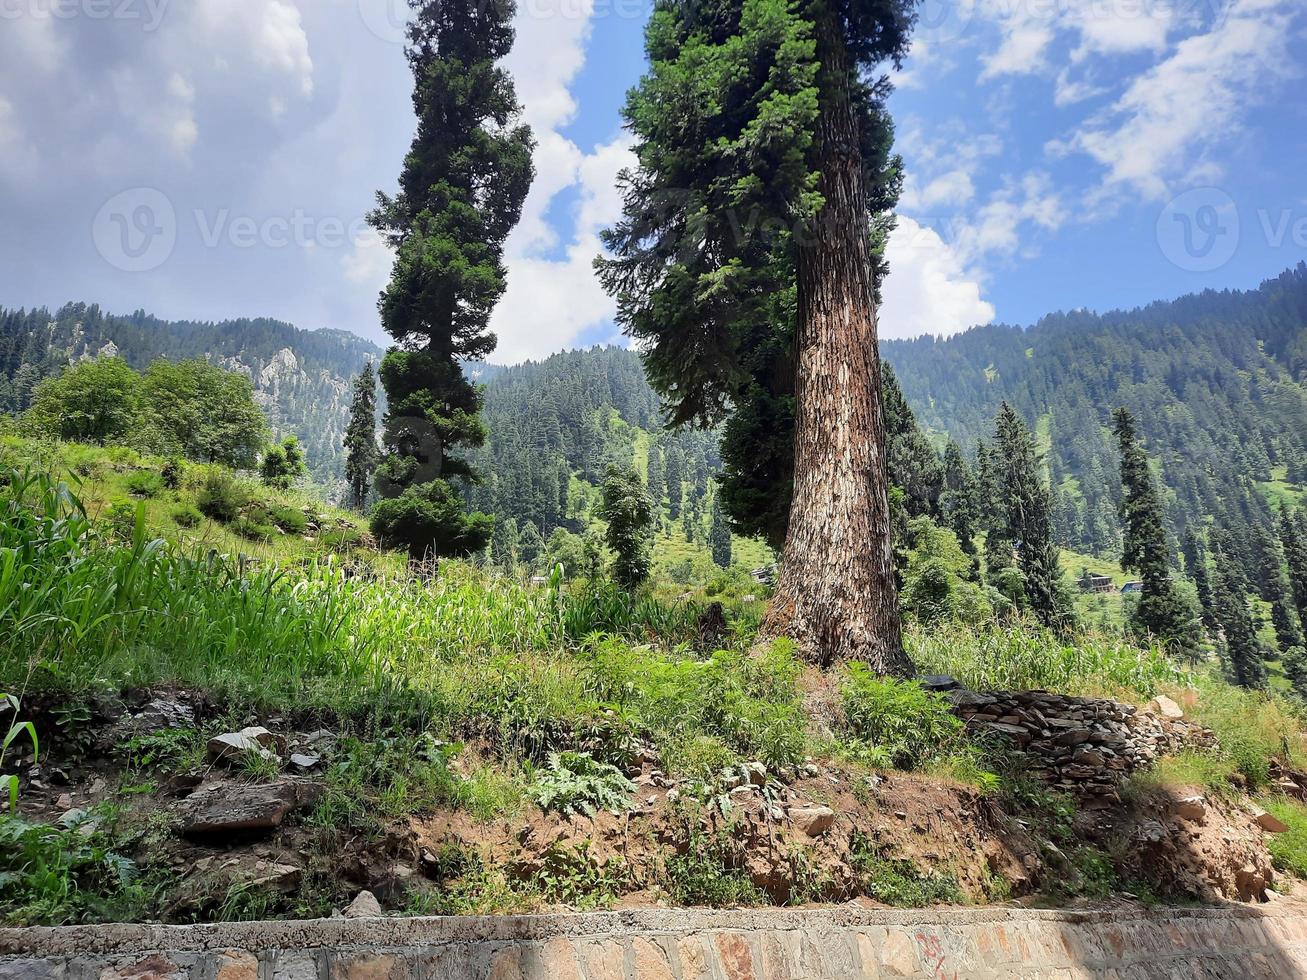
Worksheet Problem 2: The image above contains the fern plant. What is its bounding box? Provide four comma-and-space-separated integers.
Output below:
529, 751, 635, 818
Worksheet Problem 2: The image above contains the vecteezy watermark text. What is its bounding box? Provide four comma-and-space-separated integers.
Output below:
0, 0, 170, 31
92, 188, 381, 273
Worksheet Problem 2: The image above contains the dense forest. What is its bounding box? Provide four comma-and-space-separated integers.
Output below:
5, 264, 1307, 569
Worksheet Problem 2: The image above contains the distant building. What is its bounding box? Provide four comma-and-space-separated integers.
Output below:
1121, 581, 1144, 594
1079, 573, 1115, 594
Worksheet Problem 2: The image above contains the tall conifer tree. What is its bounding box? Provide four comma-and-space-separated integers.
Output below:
1112, 407, 1199, 650
598, 0, 916, 670
367, 0, 533, 557
344, 362, 380, 511
992, 403, 1070, 631
710, 493, 732, 569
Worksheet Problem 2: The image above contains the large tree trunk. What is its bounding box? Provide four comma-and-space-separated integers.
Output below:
761, 8, 911, 674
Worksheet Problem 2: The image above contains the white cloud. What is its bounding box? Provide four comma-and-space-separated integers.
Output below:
900, 168, 976, 211
493, 135, 636, 362
880, 217, 995, 339
1062, 0, 1299, 199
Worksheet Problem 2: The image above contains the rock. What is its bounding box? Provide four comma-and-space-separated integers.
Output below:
744, 762, 768, 786
920, 674, 959, 691
344, 889, 383, 918
949, 690, 998, 708
176, 780, 307, 836
1251, 806, 1290, 834
1172, 795, 1207, 823
789, 804, 836, 837
1133, 820, 1168, 844
1146, 694, 1185, 720
207, 727, 282, 765
55, 793, 73, 811
248, 861, 302, 893
109, 696, 196, 741
289, 753, 321, 771
1236, 864, 1268, 901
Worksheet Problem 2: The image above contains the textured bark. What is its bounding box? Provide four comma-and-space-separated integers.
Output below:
761, 9, 910, 674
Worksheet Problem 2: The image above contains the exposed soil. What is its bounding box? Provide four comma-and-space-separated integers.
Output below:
3, 685, 1295, 923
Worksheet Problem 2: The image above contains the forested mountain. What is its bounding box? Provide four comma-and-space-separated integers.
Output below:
0, 302, 382, 483
885, 263, 1307, 559
5, 264, 1306, 563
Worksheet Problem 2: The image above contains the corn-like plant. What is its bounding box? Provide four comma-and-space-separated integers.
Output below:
1, 694, 38, 811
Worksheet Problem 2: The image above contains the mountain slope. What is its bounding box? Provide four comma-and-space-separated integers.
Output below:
0, 302, 383, 483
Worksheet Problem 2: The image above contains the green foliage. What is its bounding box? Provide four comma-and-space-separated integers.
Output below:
370, 481, 493, 560
23, 358, 142, 445
839, 667, 966, 771
366, 0, 533, 556
1177, 676, 1307, 789
528, 751, 635, 818
598, 467, 654, 588
123, 470, 163, 498
196, 468, 249, 523
260, 436, 306, 490
663, 819, 764, 908
900, 518, 992, 625
1, 693, 38, 810
1262, 797, 1307, 879
849, 835, 963, 907
343, 362, 379, 511
907, 621, 1184, 696
137, 359, 268, 469
0, 810, 141, 925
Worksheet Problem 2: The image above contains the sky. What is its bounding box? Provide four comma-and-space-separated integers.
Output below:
0, 0, 1304, 363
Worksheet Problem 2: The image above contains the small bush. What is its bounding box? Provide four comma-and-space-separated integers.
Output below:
269, 505, 308, 534
840, 666, 963, 770
124, 471, 163, 498
1262, 797, 1307, 879
1174, 678, 1307, 789
529, 751, 635, 818
171, 504, 203, 529
0, 811, 141, 925
233, 516, 277, 541
663, 823, 764, 907
196, 469, 248, 523
849, 836, 963, 906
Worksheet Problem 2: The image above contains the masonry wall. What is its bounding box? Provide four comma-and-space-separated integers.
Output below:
3, 904, 1306, 980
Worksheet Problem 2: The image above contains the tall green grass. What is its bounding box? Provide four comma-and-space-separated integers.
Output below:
907, 622, 1185, 696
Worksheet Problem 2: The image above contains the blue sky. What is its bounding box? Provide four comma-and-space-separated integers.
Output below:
0, 0, 1303, 362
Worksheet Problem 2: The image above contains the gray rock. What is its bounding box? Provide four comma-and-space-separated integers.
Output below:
343, 890, 383, 918
176, 780, 306, 836
207, 727, 282, 765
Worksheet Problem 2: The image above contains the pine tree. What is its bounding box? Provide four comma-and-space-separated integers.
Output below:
1211, 531, 1267, 689
940, 440, 977, 558
647, 445, 666, 507
665, 446, 684, 519
492, 516, 519, 568
598, 467, 654, 589
597, 0, 916, 671
993, 404, 1071, 631
1112, 407, 1199, 650
1280, 508, 1307, 629
343, 362, 379, 511
710, 493, 733, 569
367, 0, 533, 557
518, 520, 544, 571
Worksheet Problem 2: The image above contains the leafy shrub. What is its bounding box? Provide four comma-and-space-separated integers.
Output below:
663, 822, 763, 907
840, 665, 963, 770
529, 751, 635, 818
319, 527, 363, 550
849, 835, 963, 906
0, 811, 140, 925
370, 482, 492, 559
1262, 797, 1307, 879
124, 470, 163, 498
160, 458, 182, 490
171, 504, 203, 529
196, 469, 248, 523
104, 502, 140, 541
269, 505, 308, 534
233, 516, 277, 541
1174, 678, 1307, 789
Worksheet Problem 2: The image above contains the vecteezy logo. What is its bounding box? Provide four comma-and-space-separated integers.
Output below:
358, 0, 409, 44
1156, 187, 1239, 273
92, 188, 177, 273
914, 0, 975, 46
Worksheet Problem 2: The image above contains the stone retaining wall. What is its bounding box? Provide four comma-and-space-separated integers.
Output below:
3, 904, 1306, 979
950, 690, 1214, 803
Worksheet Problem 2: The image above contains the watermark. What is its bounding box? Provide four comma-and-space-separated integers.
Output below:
1156, 188, 1239, 272
93, 188, 177, 273
92, 187, 382, 272
0, 0, 171, 31
358, 0, 653, 44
